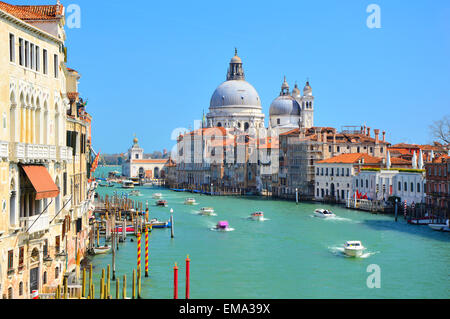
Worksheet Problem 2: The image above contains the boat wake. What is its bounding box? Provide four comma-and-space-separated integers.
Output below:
311, 215, 353, 222
210, 227, 235, 232
328, 246, 378, 259
246, 217, 270, 221
197, 212, 218, 216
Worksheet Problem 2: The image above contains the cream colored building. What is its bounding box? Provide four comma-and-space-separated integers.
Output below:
0, 2, 94, 299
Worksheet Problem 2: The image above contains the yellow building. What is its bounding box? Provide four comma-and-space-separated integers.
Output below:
0, 2, 94, 299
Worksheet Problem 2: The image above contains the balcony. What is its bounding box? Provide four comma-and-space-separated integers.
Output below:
20, 213, 49, 234
11, 142, 58, 163
0, 141, 8, 159
58, 146, 73, 162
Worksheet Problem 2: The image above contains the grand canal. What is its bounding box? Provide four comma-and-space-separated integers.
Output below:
91, 167, 449, 299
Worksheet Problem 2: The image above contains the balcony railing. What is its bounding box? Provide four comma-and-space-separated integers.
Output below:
20, 213, 49, 234
0, 141, 8, 159
11, 143, 65, 163
58, 146, 73, 162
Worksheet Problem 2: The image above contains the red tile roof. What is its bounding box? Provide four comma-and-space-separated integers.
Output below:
316, 153, 382, 165
0, 1, 63, 21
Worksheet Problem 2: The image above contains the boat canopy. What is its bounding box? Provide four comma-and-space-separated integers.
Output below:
218, 221, 229, 228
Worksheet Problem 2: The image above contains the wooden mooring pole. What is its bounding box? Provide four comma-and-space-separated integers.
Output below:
173, 263, 178, 299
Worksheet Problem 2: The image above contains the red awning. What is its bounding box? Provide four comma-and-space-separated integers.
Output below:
22, 165, 60, 200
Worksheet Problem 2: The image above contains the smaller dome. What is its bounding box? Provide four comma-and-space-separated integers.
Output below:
133, 137, 138, 144
303, 81, 312, 95
270, 95, 301, 116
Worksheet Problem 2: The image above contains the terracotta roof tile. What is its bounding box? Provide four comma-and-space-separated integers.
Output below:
316, 153, 382, 165
0, 1, 63, 21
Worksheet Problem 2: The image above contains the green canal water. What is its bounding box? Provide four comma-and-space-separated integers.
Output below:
91, 166, 449, 299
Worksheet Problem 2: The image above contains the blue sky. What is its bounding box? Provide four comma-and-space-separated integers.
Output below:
13, 0, 450, 154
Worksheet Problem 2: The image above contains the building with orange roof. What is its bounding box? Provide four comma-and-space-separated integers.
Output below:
273, 125, 390, 200
314, 153, 384, 202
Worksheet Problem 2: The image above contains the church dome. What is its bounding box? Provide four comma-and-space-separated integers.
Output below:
269, 95, 301, 116
292, 83, 301, 98
210, 80, 262, 108
303, 81, 312, 96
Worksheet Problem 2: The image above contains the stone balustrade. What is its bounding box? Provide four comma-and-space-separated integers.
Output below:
20, 213, 49, 234
0, 141, 8, 159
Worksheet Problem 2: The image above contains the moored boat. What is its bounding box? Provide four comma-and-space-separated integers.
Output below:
428, 220, 450, 232
250, 212, 264, 221
92, 246, 111, 255
149, 219, 171, 228
314, 209, 336, 218
408, 218, 434, 225
343, 241, 365, 257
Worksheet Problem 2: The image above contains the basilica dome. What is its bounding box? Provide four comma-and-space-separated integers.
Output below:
210, 80, 262, 109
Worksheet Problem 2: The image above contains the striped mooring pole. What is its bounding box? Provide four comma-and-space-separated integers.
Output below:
137, 232, 141, 274
145, 226, 149, 278
403, 200, 407, 218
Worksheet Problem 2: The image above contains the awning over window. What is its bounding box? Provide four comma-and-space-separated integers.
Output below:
21, 165, 60, 200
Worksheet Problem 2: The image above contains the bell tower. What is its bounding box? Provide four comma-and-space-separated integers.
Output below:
301, 80, 314, 129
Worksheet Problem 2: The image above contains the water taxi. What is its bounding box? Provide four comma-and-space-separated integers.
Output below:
156, 200, 168, 207
408, 217, 434, 225
214, 221, 231, 232
314, 209, 336, 218
250, 212, 265, 221
92, 246, 111, 255
344, 241, 365, 257
199, 207, 215, 216
153, 193, 163, 199
185, 198, 196, 205
122, 180, 135, 189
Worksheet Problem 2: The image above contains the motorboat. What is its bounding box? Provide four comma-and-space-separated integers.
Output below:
185, 198, 196, 205
428, 220, 450, 232
214, 221, 230, 232
153, 193, 163, 199
314, 209, 336, 218
114, 226, 136, 235
92, 246, 111, 255
199, 207, 215, 216
122, 180, 135, 189
250, 212, 264, 221
129, 190, 141, 196
149, 219, 171, 228
156, 200, 168, 207
344, 241, 365, 257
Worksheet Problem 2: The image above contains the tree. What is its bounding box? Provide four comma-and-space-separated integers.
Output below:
430, 115, 450, 145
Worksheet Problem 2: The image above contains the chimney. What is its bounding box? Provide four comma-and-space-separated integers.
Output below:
374, 129, 380, 144
363, 125, 367, 135
367, 127, 371, 137
382, 131, 386, 143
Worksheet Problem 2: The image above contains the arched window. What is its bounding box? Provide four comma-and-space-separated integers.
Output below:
417, 183, 421, 193
398, 181, 401, 191
19, 282, 23, 296
411, 182, 414, 193
404, 182, 407, 192
55, 266, 59, 279
217, 122, 222, 127
43, 271, 47, 285
244, 122, 249, 131
8, 287, 13, 299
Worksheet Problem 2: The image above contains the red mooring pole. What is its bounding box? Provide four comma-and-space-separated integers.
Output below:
174, 263, 178, 299
186, 255, 190, 299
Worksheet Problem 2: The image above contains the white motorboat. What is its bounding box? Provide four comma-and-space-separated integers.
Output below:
344, 241, 365, 257
314, 209, 336, 218
129, 190, 141, 196
153, 193, 163, 199
185, 198, 196, 205
250, 212, 264, 221
428, 220, 450, 232
122, 180, 135, 189
199, 207, 215, 216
